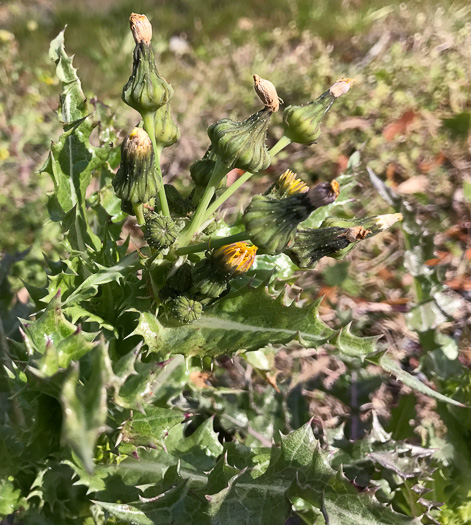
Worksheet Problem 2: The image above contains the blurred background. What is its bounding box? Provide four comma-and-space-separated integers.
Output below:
1, 0, 470, 398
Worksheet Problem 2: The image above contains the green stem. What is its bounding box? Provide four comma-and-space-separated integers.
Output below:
133, 203, 145, 226
180, 157, 228, 245
176, 231, 249, 255
142, 112, 170, 217
203, 135, 292, 221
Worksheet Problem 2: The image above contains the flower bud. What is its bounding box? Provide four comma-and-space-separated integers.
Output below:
166, 263, 194, 293
285, 226, 370, 269
164, 184, 194, 217
144, 211, 177, 250
113, 128, 157, 204
264, 169, 309, 199
190, 147, 217, 187
167, 296, 203, 324
154, 102, 180, 148
122, 14, 173, 114
208, 108, 272, 172
192, 242, 257, 298
283, 78, 353, 145
253, 74, 281, 112
243, 180, 340, 254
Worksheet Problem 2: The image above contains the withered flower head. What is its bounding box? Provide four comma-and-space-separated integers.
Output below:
129, 13, 152, 45
253, 74, 281, 112
285, 225, 371, 269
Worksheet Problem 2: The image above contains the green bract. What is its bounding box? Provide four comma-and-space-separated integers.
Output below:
112, 127, 158, 203
283, 78, 353, 145
208, 107, 272, 171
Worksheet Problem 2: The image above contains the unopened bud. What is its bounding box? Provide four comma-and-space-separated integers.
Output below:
208, 108, 272, 172
154, 102, 180, 148
243, 181, 339, 255
285, 226, 370, 269
265, 169, 309, 199
113, 128, 157, 203
283, 78, 354, 145
144, 211, 177, 250
253, 74, 281, 112
167, 296, 203, 324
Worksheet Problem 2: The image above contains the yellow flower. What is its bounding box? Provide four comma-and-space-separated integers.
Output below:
213, 242, 258, 276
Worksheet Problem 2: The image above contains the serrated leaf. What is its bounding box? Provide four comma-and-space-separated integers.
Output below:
21, 292, 78, 355
99, 422, 420, 525
91, 501, 154, 525
120, 406, 185, 449
62, 251, 139, 305
134, 284, 334, 358
331, 323, 380, 359
371, 353, 465, 407
42, 29, 112, 251
0, 478, 24, 516
60, 344, 108, 473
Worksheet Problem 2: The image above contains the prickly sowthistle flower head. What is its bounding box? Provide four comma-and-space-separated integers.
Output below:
283, 78, 353, 145
265, 169, 309, 199
112, 127, 157, 204
192, 242, 257, 298
212, 242, 258, 277
243, 180, 340, 254
208, 107, 272, 172
286, 213, 403, 268
122, 13, 173, 114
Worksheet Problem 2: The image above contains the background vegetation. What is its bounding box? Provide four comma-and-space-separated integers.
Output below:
1, 0, 470, 523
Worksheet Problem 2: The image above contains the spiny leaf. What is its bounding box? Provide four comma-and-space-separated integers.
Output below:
134, 284, 335, 358
120, 406, 185, 449
98, 422, 420, 525
370, 353, 465, 408
60, 344, 108, 473
42, 29, 112, 251
62, 251, 139, 305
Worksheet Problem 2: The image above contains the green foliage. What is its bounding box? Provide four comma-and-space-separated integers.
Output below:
1, 11, 468, 525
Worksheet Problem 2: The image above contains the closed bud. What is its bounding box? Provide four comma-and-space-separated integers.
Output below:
166, 263, 194, 293
192, 242, 257, 298
164, 184, 194, 217
123, 14, 173, 114
283, 78, 353, 145
243, 180, 340, 254
208, 108, 272, 172
167, 296, 203, 324
113, 128, 157, 203
253, 74, 281, 112
190, 147, 217, 187
285, 226, 371, 269
154, 102, 180, 148
144, 211, 177, 250
265, 169, 309, 199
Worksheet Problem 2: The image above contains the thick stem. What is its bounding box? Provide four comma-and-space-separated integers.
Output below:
203, 135, 292, 221
176, 231, 249, 255
179, 157, 228, 245
133, 203, 145, 226
142, 112, 170, 217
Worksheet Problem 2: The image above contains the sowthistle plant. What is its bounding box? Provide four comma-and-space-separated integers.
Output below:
1, 12, 463, 525
113, 13, 402, 321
